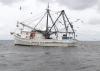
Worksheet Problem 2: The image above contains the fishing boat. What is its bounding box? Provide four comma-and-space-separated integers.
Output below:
11, 4, 77, 47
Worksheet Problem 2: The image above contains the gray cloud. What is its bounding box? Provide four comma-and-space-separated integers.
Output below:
98, 0, 100, 11
0, 0, 19, 5
57, 0, 97, 10
38, 0, 54, 3
89, 18, 100, 25
39, 0, 98, 10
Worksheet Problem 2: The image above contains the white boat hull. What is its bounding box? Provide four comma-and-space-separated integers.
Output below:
14, 34, 77, 47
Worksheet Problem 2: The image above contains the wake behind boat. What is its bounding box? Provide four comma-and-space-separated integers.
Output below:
11, 4, 77, 47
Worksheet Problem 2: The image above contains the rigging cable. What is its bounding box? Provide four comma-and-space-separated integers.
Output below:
34, 12, 47, 29
22, 11, 45, 23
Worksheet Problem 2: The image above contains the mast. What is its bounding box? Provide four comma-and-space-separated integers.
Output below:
62, 10, 68, 37
46, 4, 49, 33
45, 3, 50, 39
48, 10, 75, 39
64, 13, 75, 39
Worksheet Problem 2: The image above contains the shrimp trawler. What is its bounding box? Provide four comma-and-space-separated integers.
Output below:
11, 5, 77, 47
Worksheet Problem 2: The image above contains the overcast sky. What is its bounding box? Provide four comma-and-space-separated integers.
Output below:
0, 0, 100, 41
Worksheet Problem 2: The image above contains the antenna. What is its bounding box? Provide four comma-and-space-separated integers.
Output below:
48, 2, 49, 9
19, 0, 22, 11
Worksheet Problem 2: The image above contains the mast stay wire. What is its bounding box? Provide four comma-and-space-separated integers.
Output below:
18, 12, 47, 30
21, 11, 45, 24
22, 13, 45, 26
33, 12, 47, 29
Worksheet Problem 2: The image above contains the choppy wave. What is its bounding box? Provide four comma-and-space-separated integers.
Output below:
0, 40, 100, 71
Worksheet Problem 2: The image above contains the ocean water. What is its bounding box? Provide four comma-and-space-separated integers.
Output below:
0, 40, 100, 71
